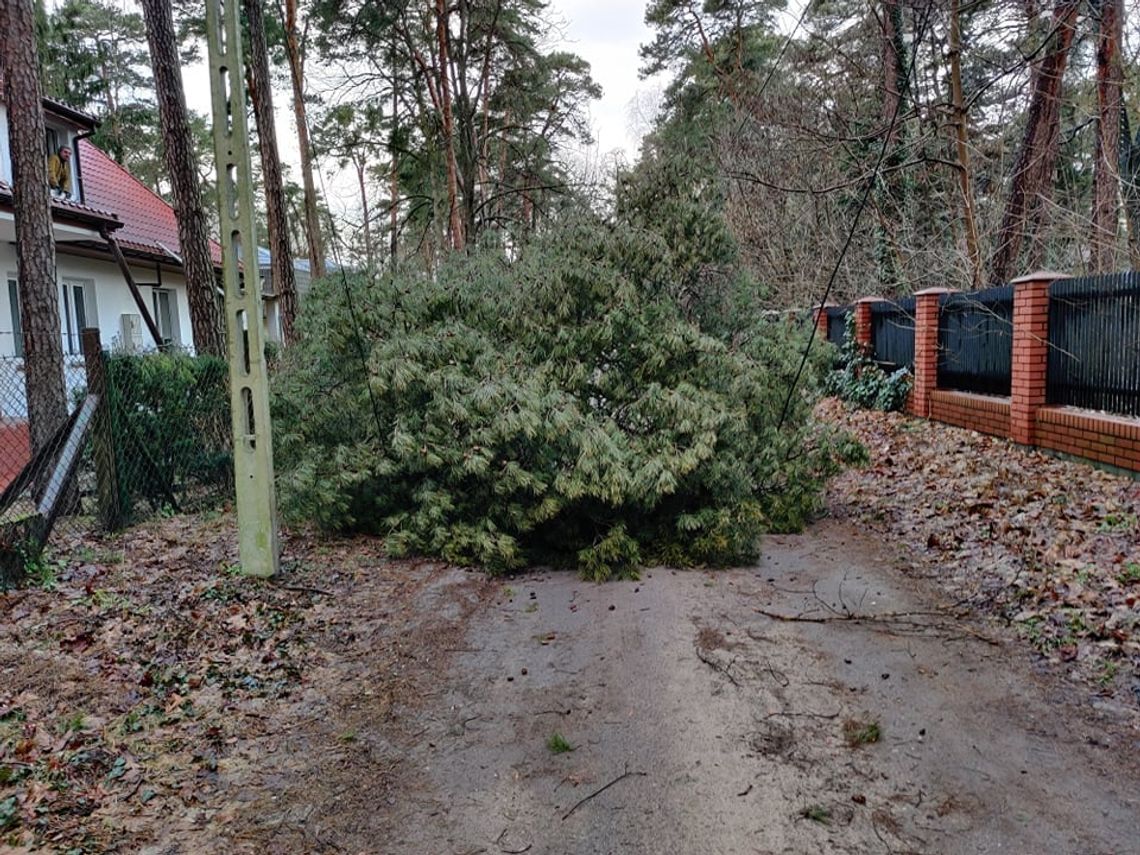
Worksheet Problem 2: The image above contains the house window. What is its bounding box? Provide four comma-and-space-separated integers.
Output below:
6, 278, 22, 358
152, 289, 181, 347
60, 279, 97, 355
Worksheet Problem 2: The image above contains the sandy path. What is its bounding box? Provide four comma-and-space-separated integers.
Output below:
386, 520, 1140, 854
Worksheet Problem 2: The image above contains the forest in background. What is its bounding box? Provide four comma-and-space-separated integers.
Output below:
28, 0, 1140, 313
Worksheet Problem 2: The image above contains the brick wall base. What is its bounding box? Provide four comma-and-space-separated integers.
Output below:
929, 390, 1011, 438
914, 392, 1140, 473
1035, 407, 1140, 472
0, 421, 30, 492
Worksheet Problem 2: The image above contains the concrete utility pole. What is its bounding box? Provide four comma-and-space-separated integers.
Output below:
205, 0, 281, 577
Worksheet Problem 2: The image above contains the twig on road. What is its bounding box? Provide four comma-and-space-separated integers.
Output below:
561, 766, 647, 821
274, 582, 334, 597
755, 607, 956, 623
495, 828, 532, 854
762, 659, 790, 687
752, 608, 1001, 646
764, 709, 840, 720
695, 646, 741, 686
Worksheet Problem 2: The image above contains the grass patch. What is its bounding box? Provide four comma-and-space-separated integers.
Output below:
799, 804, 831, 825
546, 732, 574, 754
1097, 660, 1120, 688
842, 718, 881, 748
1099, 512, 1138, 533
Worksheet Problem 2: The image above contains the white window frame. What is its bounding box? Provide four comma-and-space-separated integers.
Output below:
44, 123, 79, 202
0, 108, 12, 186
6, 275, 22, 358
60, 278, 97, 356
152, 288, 181, 348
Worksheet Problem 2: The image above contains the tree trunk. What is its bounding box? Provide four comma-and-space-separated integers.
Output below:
949, 0, 981, 288
453, 0, 479, 242
284, 0, 326, 279
355, 157, 376, 270
436, 0, 465, 251
1089, 0, 1124, 274
243, 0, 300, 345
139, 0, 225, 356
875, 0, 907, 291
1, 0, 69, 458
390, 51, 400, 268
988, 0, 1079, 285
1122, 107, 1140, 267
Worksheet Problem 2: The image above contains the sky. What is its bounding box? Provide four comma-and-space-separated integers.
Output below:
548, 0, 663, 159
176, 0, 665, 219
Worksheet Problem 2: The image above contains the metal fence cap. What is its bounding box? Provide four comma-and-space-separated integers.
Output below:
913, 287, 957, 296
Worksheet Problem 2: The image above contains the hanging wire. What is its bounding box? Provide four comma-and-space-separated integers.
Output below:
776, 1, 936, 430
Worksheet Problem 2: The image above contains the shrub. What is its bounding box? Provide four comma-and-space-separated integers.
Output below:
273, 219, 852, 578
105, 352, 231, 518
825, 313, 912, 411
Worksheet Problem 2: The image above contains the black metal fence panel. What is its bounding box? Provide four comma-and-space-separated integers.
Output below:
826, 306, 849, 347
937, 285, 1014, 395
870, 297, 916, 371
1048, 273, 1140, 417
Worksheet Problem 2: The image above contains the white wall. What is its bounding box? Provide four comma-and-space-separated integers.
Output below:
55, 252, 194, 355
0, 242, 195, 419
0, 245, 194, 356
0, 105, 83, 203
0, 105, 11, 186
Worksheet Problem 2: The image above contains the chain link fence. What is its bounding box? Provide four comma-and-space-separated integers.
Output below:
0, 354, 94, 583
102, 345, 233, 522
0, 332, 233, 585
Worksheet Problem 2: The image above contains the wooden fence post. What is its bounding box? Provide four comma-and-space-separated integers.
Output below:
1010, 271, 1064, 446
81, 328, 123, 530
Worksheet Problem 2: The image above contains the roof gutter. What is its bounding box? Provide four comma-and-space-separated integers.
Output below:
41, 98, 99, 130
157, 240, 227, 299
73, 128, 97, 205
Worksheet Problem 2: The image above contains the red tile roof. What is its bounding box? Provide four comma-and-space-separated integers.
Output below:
77, 140, 222, 266
0, 176, 120, 227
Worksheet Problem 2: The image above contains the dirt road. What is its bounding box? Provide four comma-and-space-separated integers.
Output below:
386, 521, 1140, 854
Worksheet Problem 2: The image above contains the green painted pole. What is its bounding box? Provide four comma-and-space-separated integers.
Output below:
205, 0, 280, 577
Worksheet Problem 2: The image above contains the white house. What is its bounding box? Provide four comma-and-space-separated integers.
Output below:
0, 84, 324, 429
257, 246, 319, 343
1, 103, 205, 352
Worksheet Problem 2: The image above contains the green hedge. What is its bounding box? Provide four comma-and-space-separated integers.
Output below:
105, 351, 231, 520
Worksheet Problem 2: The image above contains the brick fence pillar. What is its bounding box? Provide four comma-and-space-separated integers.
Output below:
854, 297, 882, 355
812, 302, 835, 340
1010, 271, 1064, 445
912, 288, 954, 418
